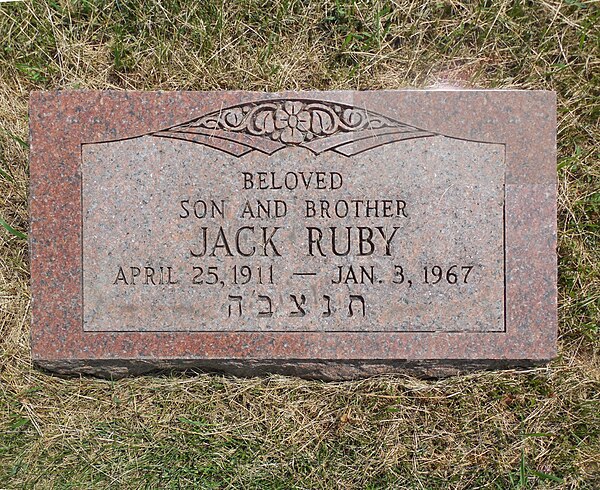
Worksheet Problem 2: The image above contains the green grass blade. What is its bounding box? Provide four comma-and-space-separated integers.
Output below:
0, 216, 27, 240
0, 165, 14, 182
530, 469, 563, 483
519, 447, 527, 489
0, 128, 29, 149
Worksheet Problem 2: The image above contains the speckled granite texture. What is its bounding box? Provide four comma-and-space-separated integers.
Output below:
29, 90, 557, 379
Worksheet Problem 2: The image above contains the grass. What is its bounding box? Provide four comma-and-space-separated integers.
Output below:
0, 0, 598, 488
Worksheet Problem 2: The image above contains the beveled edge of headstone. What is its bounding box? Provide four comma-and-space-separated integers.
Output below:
29, 89, 557, 379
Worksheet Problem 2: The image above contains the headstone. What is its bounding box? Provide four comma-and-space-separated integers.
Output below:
29, 90, 557, 379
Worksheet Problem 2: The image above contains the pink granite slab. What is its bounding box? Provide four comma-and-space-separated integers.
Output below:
29, 90, 556, 379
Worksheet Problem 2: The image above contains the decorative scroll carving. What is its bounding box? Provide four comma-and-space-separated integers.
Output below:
183, 101, 402, 144
152, 99, 437, 157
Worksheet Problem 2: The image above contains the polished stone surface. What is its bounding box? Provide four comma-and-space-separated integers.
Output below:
29, 90, 557, 378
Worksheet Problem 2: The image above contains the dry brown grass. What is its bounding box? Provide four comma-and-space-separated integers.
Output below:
0, 0, 598, 488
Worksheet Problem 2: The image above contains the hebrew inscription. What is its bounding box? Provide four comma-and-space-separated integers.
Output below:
82, 102, 505, 333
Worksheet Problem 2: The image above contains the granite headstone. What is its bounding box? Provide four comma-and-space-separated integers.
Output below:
29, 90, 557, 378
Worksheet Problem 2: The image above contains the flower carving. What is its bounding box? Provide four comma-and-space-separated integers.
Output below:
274, 101, 312, 143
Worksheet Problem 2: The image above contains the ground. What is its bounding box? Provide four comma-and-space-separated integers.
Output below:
0, 1, 598, 488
